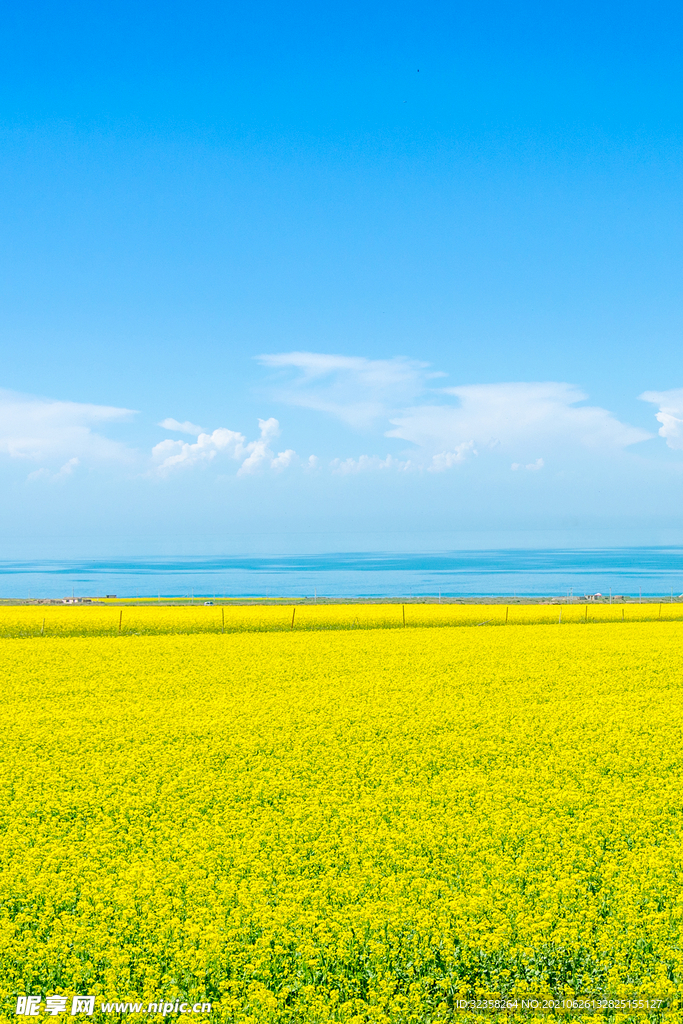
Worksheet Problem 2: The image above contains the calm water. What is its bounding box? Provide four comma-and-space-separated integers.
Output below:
1, 549, 683, 600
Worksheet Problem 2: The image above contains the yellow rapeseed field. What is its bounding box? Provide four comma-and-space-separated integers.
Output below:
1, 601, 682, 638
2, 615, 683, 1022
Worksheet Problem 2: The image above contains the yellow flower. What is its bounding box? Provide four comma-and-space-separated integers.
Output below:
1, 611, 683, 1021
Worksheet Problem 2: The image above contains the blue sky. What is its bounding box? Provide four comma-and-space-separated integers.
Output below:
2, 0, 683, 555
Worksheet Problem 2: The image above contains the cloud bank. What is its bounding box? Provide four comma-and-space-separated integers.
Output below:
152, 417, 296, 476
257, 356, 653, 472
158, 418, 205, 436
5, 358, 676, 492
0, 389, 136, 473
257, 351, 437, 429
640, 389, 683, 450
388, 382, 651, 459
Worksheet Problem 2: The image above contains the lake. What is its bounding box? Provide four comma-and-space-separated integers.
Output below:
2, 548, 682, 599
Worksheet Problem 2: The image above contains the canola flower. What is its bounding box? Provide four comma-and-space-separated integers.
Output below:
2, 621, 683, 1022
1, 601, 682, 638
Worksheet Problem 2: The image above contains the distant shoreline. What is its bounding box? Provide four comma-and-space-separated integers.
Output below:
0, 595, 677, 606
3, 550, 681, 602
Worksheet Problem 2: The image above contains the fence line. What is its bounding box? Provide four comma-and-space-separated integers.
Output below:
2, 603, 683, 638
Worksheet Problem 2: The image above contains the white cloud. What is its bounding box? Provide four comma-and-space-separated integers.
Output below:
330, 454, 415, 474
640, 389, 683, 450
158, 418, 205, 436
257, 351, 437, 428
236, 417, 285, 476
388, 382, 650, 459
27, 457, 81, 483
512, 458, 544, 471
0, 389, 136, 473
152, 428, 245, 473
152, 417, 297, 476
428, 443, 477, 472
255, 354, 650, 472
270, 448, 296, 472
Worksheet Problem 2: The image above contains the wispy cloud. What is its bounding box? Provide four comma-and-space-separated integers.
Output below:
257, 351, 437, 429
0, 388, 136, 474
3, 363, 660, 494
27, 457, 81, 483
640, 388, 683, 450
429, 443, 477, 472
158, 418, 205, 436
255, 354, 651, 473
152, 417, 297, 476
328, 443, 475, 475
330, 454, 416, 474
388, 382, 651, 458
